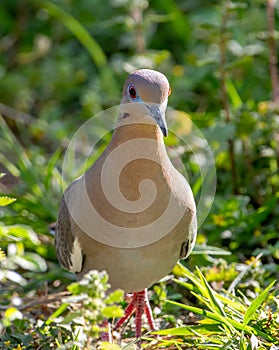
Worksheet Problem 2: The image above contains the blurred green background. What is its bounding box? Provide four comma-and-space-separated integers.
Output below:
0, 0, 278, 348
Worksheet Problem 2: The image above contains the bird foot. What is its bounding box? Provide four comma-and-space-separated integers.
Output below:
115, 289, 155, 340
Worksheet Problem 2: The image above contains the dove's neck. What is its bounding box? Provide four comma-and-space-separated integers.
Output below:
106, 122, 169, 170
112, 122, 164, 144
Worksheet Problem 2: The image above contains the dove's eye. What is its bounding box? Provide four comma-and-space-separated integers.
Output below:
128, 85, 137, 99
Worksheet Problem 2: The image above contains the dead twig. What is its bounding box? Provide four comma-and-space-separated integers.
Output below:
0, 291, 71, 311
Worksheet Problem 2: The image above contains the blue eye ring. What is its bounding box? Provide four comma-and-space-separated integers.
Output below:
128, 84, 137, 99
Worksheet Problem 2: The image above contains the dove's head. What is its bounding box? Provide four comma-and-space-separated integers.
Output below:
120, 69, 171, 137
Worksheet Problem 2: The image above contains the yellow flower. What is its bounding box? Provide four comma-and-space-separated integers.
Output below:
253, 229, 261, 237
173, 65, 184, 77
258, 101, 269, 114
212, 214, 226, 226
245, 256, 261, 267
0, 248, 6, 260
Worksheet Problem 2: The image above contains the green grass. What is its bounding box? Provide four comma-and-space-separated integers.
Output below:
154, 263, 278, 349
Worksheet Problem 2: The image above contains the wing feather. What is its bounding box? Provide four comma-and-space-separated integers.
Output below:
55, 192, 83, 273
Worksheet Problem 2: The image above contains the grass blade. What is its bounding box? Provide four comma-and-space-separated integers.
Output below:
166, 300, 237, 334
42, 1, 107, 69
155, 323, 223, 336
40, 1, 118, 97
243, 280, 276, 326
45, 303, 69, 325
196, 267, 227, 317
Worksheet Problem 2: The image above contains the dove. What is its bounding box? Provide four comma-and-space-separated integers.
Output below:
55, 69, 197, 344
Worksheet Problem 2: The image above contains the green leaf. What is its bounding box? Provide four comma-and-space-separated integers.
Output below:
240, 336, 247, 350
42, 1, 107, 68
5, 224, 40, 245
14, 253, 47, 272
61, 311, 82, 324
226, 76, 243, 110
4, 307, 23, 325
67, 281, 82, 295
196, 267, 227, 317
173, 278, 197, 292
243, 280, 276, 326
102, 305, 124, 319
155, 323, 223, 336
165, 300, 237, 334
44, 147, 62, 191
45, 303, 69, 325
105, 289, 124, 304
174, 262, 205, 291
0, 195, 16, 206
40, 1, 117, 97
192, 244, 231, 255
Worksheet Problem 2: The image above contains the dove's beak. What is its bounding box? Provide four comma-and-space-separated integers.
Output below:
147, 102, 168, 137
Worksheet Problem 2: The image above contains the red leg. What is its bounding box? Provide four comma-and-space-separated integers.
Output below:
135, 291, 144, 339
115, 293, 137, 329
115, 289, 156, 339
144, 303, 156, 331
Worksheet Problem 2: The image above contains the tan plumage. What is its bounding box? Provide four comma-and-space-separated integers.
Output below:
55, 69, 196, 333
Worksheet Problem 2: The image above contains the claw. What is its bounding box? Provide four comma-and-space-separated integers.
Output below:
115, 289, 155, 342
